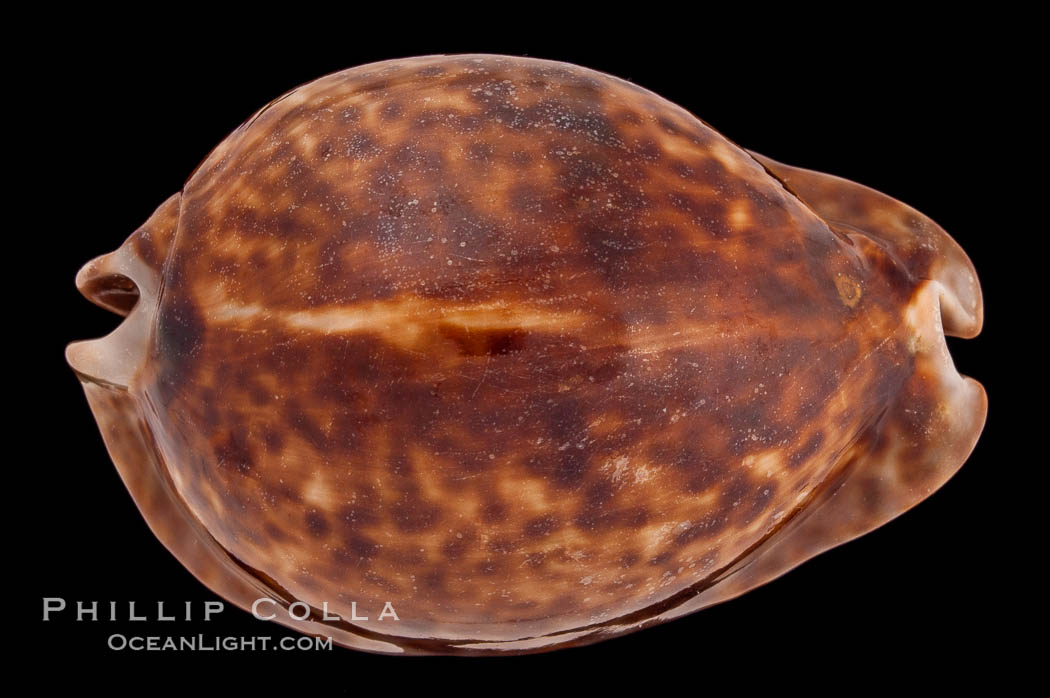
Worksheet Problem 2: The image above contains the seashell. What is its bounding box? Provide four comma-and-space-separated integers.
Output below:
66, 54, 986, 655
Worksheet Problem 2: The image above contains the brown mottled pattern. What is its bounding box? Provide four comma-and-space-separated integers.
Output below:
68, 54, 985, 654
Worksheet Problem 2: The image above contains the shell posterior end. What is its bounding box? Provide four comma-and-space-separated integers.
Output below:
66, 243, 156, 389
67, 194, 180, 388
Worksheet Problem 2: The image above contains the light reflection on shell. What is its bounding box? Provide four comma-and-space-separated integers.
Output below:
67, 54, 985, 655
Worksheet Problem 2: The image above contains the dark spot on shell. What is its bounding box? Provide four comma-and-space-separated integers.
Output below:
346, 132, 379, 160
336, 535, 381, 563
420, 570, 446, 594
305, 510, 330, 538
680, 454, 728, 494
392, 496, 440, 533
741, 483, 777, 524
789, 432, 825, 469
649, 551, 673, 566
859, 477, 883, 514
697, 157, 731, 187
262, 427, 285, 453
670, 194, 733, 240
364, 571, 401, 595
413, 108, 448, 130
553, 449, 588, 488
339, 504, 379, 527
314, 138, 336, 161
264, 522, 289, 543
523, 515, 559, 539
508, 183, 551, 216
590, 360, 620, 384
617, 110, 643, 126
262, 481, 301, 504
439, 324, 527, 357
133, 231, 160, 268
619, 551, 640, 568
442, 534, 470, 560
722, 475, 752, 508
623, 506, 650, 527
574, 482, 619, 530
476, 559, 504, 576
156, 292, 205, 378
455, 113, 482, 132
481, 502, 507, 523
215, 431, 254, 474
657, 116, 683, 136
633, 138, 662, 161
669, 159, 694, 178
283, 401, 329, 451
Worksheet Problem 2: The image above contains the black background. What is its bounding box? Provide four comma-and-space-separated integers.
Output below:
20, 14, 1025, 691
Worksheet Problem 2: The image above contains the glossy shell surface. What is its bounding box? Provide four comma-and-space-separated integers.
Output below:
67, 54, 986, 655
